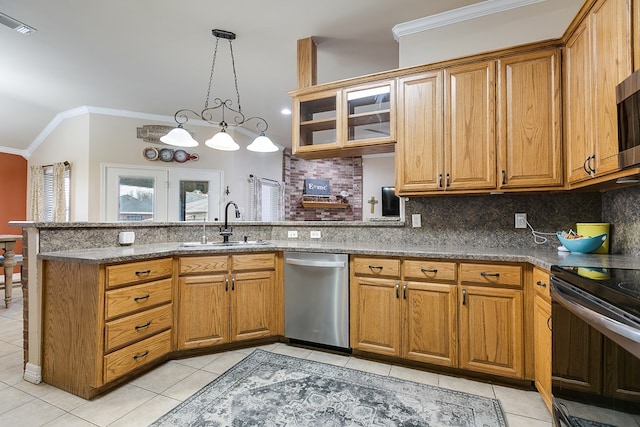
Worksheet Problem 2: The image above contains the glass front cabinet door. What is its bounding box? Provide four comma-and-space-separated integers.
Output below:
292, 80, 395, 159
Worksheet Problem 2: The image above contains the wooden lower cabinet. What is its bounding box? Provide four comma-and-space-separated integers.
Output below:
177, 252, 280, 350
533, 294, 552, 410
351, 257, 458, 368
42, 257, 174, 399
458, 285, 524, 378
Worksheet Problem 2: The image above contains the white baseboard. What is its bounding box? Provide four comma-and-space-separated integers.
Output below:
23, 363, 42, 384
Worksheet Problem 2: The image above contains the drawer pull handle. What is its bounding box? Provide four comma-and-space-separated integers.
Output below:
133, 350, 149, 360
369, 265, 384, 271
135, 321, 152, 331
480, 272, 500, 278
547, 316, 552, 331
133, 294, 150, 302
135, 269, 151, 276
421, 268, 438, 274
536, 281, 547, 288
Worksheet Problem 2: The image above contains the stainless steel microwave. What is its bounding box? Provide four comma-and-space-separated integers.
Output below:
617, 69, 640, 169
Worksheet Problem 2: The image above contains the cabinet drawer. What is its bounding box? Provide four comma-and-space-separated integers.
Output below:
179, 255, 228, 275
105, 304, 173, 352
460, 263, 522, 288
232, 253, 276, 271
106, 258, 172, 289
404, 260, 457, 282
532, 267, 551, 301
103, 329, 171, 383
352, 257, 400, 278
105, 278, 172, 320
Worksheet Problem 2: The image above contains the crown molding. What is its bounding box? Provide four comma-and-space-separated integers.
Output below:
392, 0, 547, 41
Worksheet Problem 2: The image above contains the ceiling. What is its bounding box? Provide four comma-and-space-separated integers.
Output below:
0, 0, 576, 155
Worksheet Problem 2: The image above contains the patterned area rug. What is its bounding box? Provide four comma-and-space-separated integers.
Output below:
152, 349, 507, 426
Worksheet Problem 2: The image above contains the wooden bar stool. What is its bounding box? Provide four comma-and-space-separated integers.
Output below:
0, 235, 23, 308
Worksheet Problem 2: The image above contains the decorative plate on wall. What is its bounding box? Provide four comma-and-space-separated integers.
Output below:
158, 148, 174, 162
142, 146, 159, 160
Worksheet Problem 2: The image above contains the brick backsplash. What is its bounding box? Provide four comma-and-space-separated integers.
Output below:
283, 149, 363, 221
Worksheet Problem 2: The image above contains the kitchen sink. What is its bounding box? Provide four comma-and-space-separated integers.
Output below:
180, 240, 273, 248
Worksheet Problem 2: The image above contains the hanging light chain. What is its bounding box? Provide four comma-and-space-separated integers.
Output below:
228, 39, 242, 114
204, 36, 220, 109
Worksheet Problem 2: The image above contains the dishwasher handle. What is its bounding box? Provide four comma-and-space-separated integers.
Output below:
285, 257, 346, 268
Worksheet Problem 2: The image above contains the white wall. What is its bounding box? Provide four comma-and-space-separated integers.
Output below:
362, 154, 397, 220
398, 0, 584, 68
30, 111, 283, 222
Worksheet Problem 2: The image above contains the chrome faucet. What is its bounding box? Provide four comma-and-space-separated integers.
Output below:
220, 201, 240, 243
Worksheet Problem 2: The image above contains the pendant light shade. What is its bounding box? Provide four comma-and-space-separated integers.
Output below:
159, 125, 199, 147
162, 29, 279, 153
205, 128, 240, 151
247, 134, 278, 152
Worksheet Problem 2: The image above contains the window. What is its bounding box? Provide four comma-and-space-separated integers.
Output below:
248, 176, 284, 221
43, 164, 70, 221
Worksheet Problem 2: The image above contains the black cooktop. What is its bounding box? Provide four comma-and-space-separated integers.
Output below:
551, 265, 640, 319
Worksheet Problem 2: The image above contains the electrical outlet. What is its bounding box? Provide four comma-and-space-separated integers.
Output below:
310, 230, 321, 239
411, 214, 421, 228
515, 213, 527, 229
287, 230, 298, 238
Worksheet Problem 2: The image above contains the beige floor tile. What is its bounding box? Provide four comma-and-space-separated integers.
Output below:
389, 365, 439, 387
0, 385, 35, 414
437, 374, 496, 399
14, 380, 88, 412
161, 370, 219, 401
344, 357, 392, 376
505, 413, 553, 427
42, 413, 100, 427
0, 362, 29, 385
493, 384, 552, 422
129, 360, 198, 394
108, 394, 181, 427
70, 384, 156, 427
171, 351, 223, 369
306, 349, 350, 367
269, 344, 313, 359
0, 341, 21, 357
200, 351, 250, 375
1, 397, 66, 426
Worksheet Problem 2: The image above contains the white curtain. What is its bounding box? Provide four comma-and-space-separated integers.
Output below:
52, 162, 67, 221
29, 165, 45, 221
248, 175, 284, 221
29, 162, 69, 222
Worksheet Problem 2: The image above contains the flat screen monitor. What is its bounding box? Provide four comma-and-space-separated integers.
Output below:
381, 186, 400, 217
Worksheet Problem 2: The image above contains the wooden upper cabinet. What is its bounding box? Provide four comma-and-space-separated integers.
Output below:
291, 80, 395, 159
498, 49, 563, 189
565, 0, 632, 184
396, 70, 444, 194
445, 61, 497, 191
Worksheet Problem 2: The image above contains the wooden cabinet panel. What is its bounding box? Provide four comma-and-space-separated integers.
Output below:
396, 71, 444, 193
460, 263, 522, 288
459, 286, 524, 378
231, 271, 276, 341
403, 259, 456, 282
352, 257, 401, 278
403, 282, 457, 367
352, 276, 401, 356
498, 49, 563, 188
103, 330, 172, 383
232, 253, 276, 272
179, 255, 228, 275
105, 304, 173, 352
104, 278, 172, 320
105, 258, 172, 288
532, 266, 551, 301
445, 61, 496, 191
177, 274, 229, 349
534, 294, 552, 411
603, 338, 640, 403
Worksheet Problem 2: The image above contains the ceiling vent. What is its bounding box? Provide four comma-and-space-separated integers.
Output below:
0, 12, 36, 35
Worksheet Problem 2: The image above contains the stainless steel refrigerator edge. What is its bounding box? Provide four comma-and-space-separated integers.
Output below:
284, 252, 350, 349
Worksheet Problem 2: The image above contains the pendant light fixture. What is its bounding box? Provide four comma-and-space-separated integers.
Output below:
161, 29, 279, 153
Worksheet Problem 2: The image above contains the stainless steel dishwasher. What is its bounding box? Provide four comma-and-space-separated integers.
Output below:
284, 252, 349, 349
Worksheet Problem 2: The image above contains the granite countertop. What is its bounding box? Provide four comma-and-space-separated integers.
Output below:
37, 240, 640, 271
